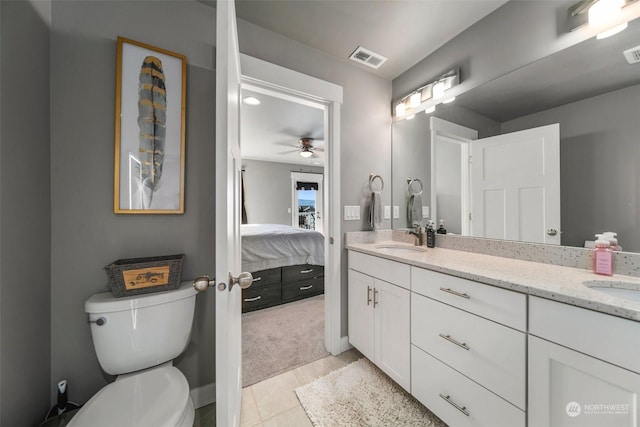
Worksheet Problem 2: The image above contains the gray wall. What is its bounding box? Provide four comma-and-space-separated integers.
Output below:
50, 0, 217, 406
0, 1, 52, 425
393, 1, 596, 102
237, 18, 392, 336
502, 83, 640, 252
242, 159, 323, 225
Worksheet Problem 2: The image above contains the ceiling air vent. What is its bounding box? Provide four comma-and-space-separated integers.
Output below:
349, 46, 388, 70
623, 45, 640, 64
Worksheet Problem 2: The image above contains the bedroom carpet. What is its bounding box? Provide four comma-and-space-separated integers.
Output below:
295, 358, 448, 427
242, 294, 328, 387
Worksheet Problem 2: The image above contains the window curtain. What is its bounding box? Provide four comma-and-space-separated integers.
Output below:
241, 170, 248, 224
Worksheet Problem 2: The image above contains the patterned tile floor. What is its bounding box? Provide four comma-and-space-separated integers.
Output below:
194, 349, 362, 427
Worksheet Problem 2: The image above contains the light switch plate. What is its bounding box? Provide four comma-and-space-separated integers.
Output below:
422, 206, 429, 218
393, 206, 400, 219
344, 206, 360, 220
384, 206, 391, 220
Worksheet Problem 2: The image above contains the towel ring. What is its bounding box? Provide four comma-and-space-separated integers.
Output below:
407, 178, 423, 196
369, 173, 384, 192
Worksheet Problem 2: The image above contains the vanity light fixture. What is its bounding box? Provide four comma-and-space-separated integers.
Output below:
443, 96, 456, 104
425, 105, 436, 114
243, 96, 261, 105
406, 114, 416, 120
392, 68, 459, 118
568, 0, 635, 38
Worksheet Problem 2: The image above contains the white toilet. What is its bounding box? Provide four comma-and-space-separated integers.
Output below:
68, 281, 198, 427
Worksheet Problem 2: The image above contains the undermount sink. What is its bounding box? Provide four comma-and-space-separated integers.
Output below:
583, 280, 640, 303
375, 244, 428, 254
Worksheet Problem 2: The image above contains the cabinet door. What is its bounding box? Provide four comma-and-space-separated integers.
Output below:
348, 269, 374, 361
374, 278, 411, 391
529, 335, 640, 427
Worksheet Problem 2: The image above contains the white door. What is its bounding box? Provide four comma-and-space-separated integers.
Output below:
291, 172, 323, 233
215, 1, 247, 426
471, 124, 560, 244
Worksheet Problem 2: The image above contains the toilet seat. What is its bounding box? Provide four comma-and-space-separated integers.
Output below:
68, 365, 194, 427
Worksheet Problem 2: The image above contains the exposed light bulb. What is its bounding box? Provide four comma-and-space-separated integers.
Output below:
443, 96, 456, 104
424, 105, 436, 114
395, 102, 406, 117
409, 92, 421, 108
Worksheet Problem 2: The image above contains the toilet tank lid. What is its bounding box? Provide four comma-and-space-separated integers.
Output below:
85, 281, 197, 314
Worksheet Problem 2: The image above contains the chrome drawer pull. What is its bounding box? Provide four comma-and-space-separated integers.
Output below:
299, 285, 313, 290
439, 333, 470, 350
252, 277, 262, 282
439, 393, 470, 416
300, 269, 314, 274
367, 286, 372, 306
439, 287, 470, 299
244, 296, 262, 302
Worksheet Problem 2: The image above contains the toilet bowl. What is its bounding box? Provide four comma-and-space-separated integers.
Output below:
68, 281, 198, 427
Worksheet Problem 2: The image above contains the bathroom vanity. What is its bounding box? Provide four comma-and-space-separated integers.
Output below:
346, 235, 640, 427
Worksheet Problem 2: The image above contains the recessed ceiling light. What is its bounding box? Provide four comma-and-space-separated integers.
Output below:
243, 96, 261, 106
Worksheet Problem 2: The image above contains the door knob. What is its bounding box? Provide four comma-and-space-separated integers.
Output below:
193, 276, 216, 292
546, 228, 558, 236
229, 272, 253, 290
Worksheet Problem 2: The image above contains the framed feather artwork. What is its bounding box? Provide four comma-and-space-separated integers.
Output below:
114, 37, 186, 214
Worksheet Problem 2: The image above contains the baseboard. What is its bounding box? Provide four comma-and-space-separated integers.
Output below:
190, 382, 216, 409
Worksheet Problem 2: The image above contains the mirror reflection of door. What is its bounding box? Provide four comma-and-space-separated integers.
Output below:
291, 172, 323, 233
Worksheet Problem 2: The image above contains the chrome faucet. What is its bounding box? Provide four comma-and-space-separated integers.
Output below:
407, 225, 425, 246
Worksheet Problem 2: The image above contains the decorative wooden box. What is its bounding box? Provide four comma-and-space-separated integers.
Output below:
104, 254, 184, 297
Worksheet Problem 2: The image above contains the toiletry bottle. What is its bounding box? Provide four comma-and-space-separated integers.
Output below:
593, 236, 613, 276
603, 232, 622, 251
437, 219, 447, 234
426, 220, 435, 248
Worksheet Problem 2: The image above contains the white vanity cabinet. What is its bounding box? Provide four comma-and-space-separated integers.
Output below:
411, 267, 527, 427
347, 251, 411, 391
528, 296, 640, 427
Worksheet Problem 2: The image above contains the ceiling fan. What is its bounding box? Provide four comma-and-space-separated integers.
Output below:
278, 137, 325, 158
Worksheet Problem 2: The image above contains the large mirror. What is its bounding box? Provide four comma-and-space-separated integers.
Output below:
392, 16, 640, 253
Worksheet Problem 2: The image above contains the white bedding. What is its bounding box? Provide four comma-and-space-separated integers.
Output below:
241, 224, 324, 272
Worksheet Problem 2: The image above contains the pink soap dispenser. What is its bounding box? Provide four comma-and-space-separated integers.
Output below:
593, 234, 613, 276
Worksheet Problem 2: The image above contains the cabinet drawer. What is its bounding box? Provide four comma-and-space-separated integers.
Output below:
282, 264, 323, 283
412, 345, 525, 427
349, 251, 410, 289
282, 277, 324, 301
530, 296, 640, 374
248, 267, 281, 287
411, 267, 526, 331
412, 294, 525, 409
242, 284, 281, 312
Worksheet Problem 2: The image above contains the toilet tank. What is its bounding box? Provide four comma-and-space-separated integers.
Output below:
85, 281, 197, 376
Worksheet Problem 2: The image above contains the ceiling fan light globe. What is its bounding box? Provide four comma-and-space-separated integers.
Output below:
299, 150, 314, 158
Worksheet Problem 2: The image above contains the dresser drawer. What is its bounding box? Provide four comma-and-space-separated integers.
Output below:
349, 251, 410, 290
248, 267, 282, 287
412, 294, 526, 409
411, 267, 526, 331
412, 345, 525, 427
242, 284, 281, 312
282, 277, 324, 301
282, 264, 323, 283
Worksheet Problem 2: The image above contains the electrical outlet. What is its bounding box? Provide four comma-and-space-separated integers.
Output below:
422, 206, 429, 218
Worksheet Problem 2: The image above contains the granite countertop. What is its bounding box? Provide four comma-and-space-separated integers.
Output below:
347, 240, 640, 322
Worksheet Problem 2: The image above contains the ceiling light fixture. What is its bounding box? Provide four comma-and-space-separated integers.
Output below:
392, 68, 459, 118
243, 96, 261, 105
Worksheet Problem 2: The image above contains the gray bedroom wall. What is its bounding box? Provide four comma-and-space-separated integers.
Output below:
242, 159, 324, 226
393, 1, 594, 103
501, 83, 640, 252
0, 1, 52, 425
50, 0, 216, 406
237, 18, 392, 336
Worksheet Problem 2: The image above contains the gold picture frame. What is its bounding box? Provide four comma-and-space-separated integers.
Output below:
114, 37, 186, 214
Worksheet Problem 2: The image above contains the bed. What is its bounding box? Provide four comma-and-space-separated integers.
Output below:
241, 224, 325, 312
